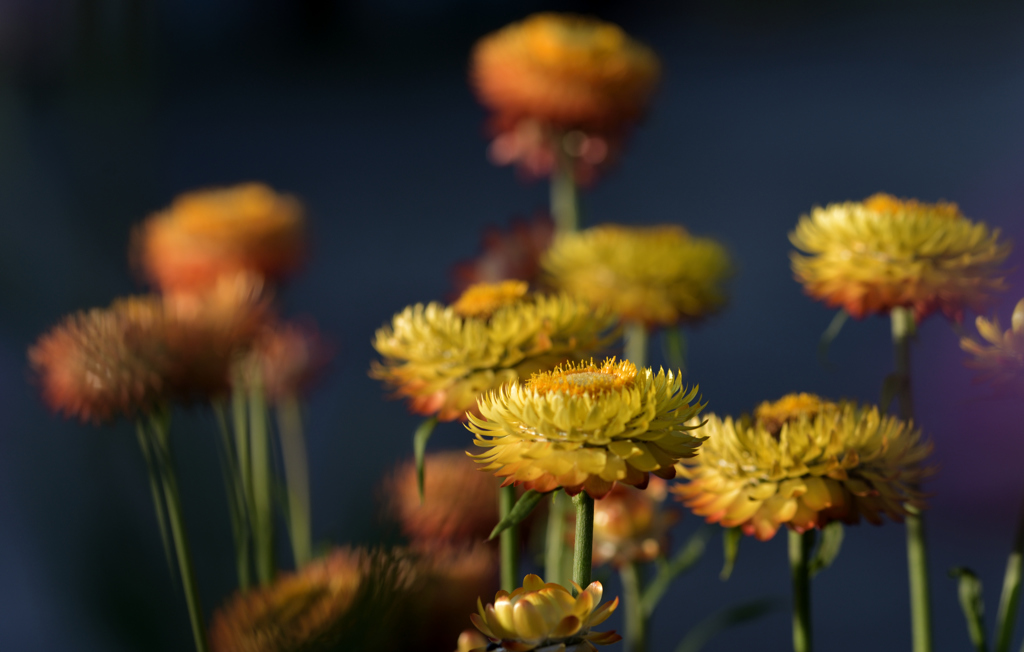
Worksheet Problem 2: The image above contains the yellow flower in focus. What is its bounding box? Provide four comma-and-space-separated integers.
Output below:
543, 224, 732, 327
592, 477, 676, 568
209, 548, 365, 652
468, 358, 705, 498
471, 13, 660, 133
790, 193, 1011, 322
961, 298, 1024, 388
674, 396, 933, 541
134, 182, 305, 292
470, 574, 621, 652
372, 283, 616, 422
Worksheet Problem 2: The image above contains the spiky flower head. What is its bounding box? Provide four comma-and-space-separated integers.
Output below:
673, 394, 933, 541
134, 182, 305, 292
543, 224, 732, 328
468, 357, 705, 499
790, 193, 1011, 322
468, 574, 621, 652
29, 299, 172, 423
372, 283, 616, 422
385, 450, 499, 547
592, 477, 676, 568
471, 13, 660, 133
961, 298, 1024, 390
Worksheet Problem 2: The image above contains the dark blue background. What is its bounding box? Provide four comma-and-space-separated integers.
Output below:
2, 1, 1024, 650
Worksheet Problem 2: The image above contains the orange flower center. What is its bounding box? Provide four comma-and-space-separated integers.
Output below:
863, 193, 961, 220
528, 358, 636, 396
452, 280, 529, 318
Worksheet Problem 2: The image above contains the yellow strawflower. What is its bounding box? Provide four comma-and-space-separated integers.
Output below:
961, 298, 1024, 388
468, 358, 705, 499
674, 394, 933, 541
543, 224, 732, 327
372, 282, 615, 422
790, 193, 1010, 322
468, 574, 621, 652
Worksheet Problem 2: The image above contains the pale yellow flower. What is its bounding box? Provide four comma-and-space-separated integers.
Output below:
961, 298, 1024, 388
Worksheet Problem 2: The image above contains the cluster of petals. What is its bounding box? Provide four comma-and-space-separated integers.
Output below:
674, 395, 933, 541
789, 193, 1011, 322
30, 273, 271, 422
384, 450, 499, 547
592, 477, 676, 567
133, 182, 305, 293
469, 574, 621, 652
468, 358, 705, 499
961, 298, 1024, 390
371, 283, 616, 422
543, 224, 732, 328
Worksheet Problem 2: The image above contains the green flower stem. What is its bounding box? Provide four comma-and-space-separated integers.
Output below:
892, 306, 932, 652
148, 411, 209, 652
231, 380, 252, 532
996, 489, 1024, 652
620, 560, 648, 652
624, 321, 648, 369
249, 382, 275, 585
545, 490, 570, 587
499, 483, 520, 592
573, 492, 594, 591
551, 134, 579, 233
135, 420, 173, 576
212, 402, 251, 590
789, 529, 814, 652
277, 395, 312, 568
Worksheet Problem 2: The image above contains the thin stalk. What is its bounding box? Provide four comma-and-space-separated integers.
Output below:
624, 321, 648, 369
620, 561, 648, 652
573, 492, 594, 591
212, 402, 251, 589
277, 396, 312, 568
997, 487, 1024, 652
892, 306, 932, 652
550, 134, 579, 233
789, 529, 814, 652
135, 420, 173, 577
249, 382, 274, 585
148, 411, 208, 652
499, 483, 519, 592
545, 490, 570, 587
231, 380, 252, 525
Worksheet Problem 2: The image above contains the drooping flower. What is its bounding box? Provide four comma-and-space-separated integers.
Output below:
790, 193, 1011, 322
372, 283, 616, 422
468, 574, 621, 652
452, 213, 555, 296
543, 224, 733, 328
673, 395, 933, 541
960, 297, 1024, 390
209, 547, 413, 652
468, 358, 705, 499
133, 182, 305, 293
384, 450, 499, 547
29, 299, 172, 423
592, 476, 676, 567
470, 13, 660, 183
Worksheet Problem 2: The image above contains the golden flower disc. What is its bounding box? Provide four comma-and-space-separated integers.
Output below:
468, 574, 621, 652
453, 281, 530, 318
754, 392, 835, 435
134, 182, 305, 292
673, 397, 933, 541
961, 298, 1024, 389
790, 193, 1011, 322
543, 224, 733, 327
468, 357, 705, 498
372, 291, 616, 422
471, 13, 660, 132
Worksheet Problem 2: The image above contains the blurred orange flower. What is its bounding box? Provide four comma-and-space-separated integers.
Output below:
452, 213, 554, 296
133, 182, 305, 293
592, 477, 676, 567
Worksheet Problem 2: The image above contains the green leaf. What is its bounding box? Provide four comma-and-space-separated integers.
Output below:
412, 416, 438, 503
809, 522, 844, 577
721, 527, 742, 580
949, 567, 988, 652
817, 310, 849, 367
489, 490, 547, 541
663, 327, 688, 375
674, 598, 781, 652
